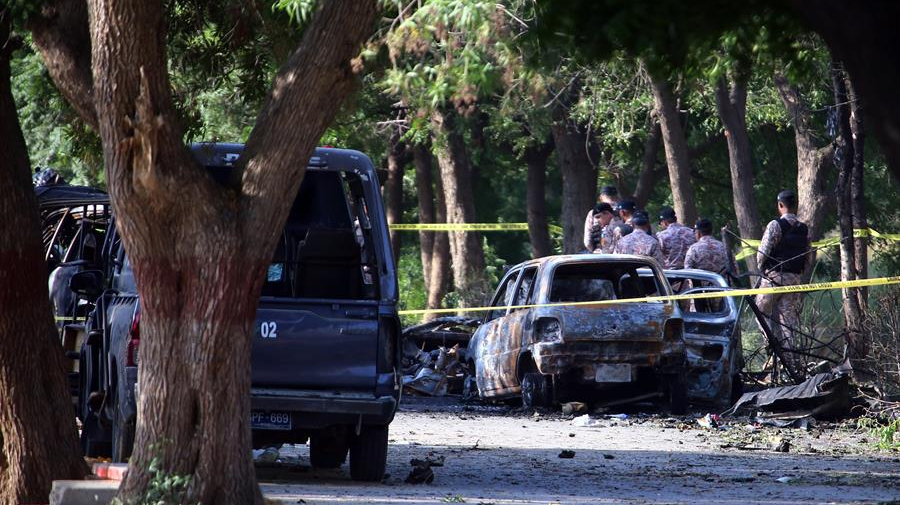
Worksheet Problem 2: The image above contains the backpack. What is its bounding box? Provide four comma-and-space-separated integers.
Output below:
763, 218, 809, 273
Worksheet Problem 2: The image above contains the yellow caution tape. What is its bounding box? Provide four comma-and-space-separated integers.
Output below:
398, 275, 900, 316
390, 222, 564, 235
733, 228, 899, 261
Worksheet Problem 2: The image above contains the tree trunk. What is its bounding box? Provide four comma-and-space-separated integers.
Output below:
633, 116, 663, 208
385, 128, 405, 263
413, 143, 436, 294
426, 168, 452, 318
430, 109, 488, 309
524, 135, 554, 258
715, 75, 761, 272
832, 64, 867, 370
787, 0, 900, 182
649, 74, 698, 226
551, 84, 598, 254
0, 15, 88, 503
84, 1, 377, 503
846, 76, 867, 307
774, 72, 835, 243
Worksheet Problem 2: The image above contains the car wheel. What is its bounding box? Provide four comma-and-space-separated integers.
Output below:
111, 403, 135, 463
667, 373, 689, 415
521, 372, 552, 409
310, 433, 349, 469
349, 424, 388, 482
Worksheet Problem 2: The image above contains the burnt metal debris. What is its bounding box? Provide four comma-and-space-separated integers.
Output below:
401, 317, 480, 396
726, 371, 852, 421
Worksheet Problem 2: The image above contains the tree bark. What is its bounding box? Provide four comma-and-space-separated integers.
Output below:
524, 135, 554, 258
413, 143, 436, 294
0, 13, 88, 502
649, 74, 699, 226
426, 166, 452, 318
84, 1, 377, 503
430, 108, 488, 309
633, 116, 663, 208
28, 0, 97, 130
385, 128, 405, 263
832, 64, 867, 370
846, 76, 867, 307
774, 72, 835, 243
715, 75, 761, 272
787, 0, 900, 182
551, 81, 598, 254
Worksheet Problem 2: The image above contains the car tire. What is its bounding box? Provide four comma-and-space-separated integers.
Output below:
349, 424, 388, 482
310, 433, 349, 469
667, 373, 689, 415
521, 372, 552, 409
111, 404, 134, 463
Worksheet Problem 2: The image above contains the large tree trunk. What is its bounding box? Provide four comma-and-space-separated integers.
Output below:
774, 72, 835, 243
430, 109, 488, 309
524, 135, 554, 258
84, 1, 377, 503
426, 168, 452, 317
0, 14, 88, 503
846, 77, 867, 307
551, 83, 598, 254
832, 64, 867, 370
413, 143, 436, 294
649, 75, 698, 226
385, 128, 405, 263
633, 116, 663, 208
787, 1, 900, 182
715, 75, 761, 272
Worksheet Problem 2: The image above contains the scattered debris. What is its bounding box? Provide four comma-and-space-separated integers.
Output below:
607, 413, 629, 420
558, 450, 576, 458
756, 416, 817, 430
252, 447, 280, 464
697, 414, 720, 429
771, 437, 791, 453
561, 402, 587, 415
441, 494, 467, 503
406, 459, 436, 484
572, 414, 602, 427
603, 454, 615, 460
775, 476, 794, 484
402, 344, 469, 396
411, 454, 446, 467
726, 371, 851, 421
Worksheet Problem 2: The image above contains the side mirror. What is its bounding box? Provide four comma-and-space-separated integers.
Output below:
69, 270, 104, 299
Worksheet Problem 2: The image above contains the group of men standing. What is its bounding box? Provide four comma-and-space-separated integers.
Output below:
583, 185, 813, 376
582, 186, 729, 275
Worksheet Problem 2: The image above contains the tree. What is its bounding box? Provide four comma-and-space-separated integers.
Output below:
524, 134, 554, 257
385, 126, 406, 263
0, 8, 87, 502
29, 1, 379, 502
649, 73, 699, 226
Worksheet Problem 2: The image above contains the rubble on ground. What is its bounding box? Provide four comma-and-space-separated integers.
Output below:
401, 317, 480, 396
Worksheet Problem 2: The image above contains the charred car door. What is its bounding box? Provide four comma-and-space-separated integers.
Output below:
470, 268, 521, 398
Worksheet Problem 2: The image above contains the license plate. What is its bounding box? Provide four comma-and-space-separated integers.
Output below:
595, 364, 632, 383
251, 411, 292, 431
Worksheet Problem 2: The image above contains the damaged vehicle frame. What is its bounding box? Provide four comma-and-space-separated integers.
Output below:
466, 254, 689, 413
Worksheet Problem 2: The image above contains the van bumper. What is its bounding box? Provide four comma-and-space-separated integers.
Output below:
250, 388, 398, 428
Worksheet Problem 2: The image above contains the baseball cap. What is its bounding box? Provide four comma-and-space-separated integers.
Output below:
593, 202, 614, 214
694, 218, 713, 234
616, 200, 636, 212
599, 185, 618, 197
658, 206, 676, 222
631, 210, 650, 226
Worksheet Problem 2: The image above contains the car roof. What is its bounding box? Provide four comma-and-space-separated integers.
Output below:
189, 142, 376, 173
34, 184, 110, 210
508, 254, 661, 272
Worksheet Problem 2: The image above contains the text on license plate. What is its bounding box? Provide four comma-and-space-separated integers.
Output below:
251, 411, 292, 431
595, 364, 632, 383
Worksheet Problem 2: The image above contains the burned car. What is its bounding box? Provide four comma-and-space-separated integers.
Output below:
466, 254, 688, 413
649, 269, 743, 406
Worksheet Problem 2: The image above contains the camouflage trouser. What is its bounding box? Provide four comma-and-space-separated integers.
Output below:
755, 272, 804, 375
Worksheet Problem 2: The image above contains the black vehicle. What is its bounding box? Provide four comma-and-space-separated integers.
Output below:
46, 144, 401, 481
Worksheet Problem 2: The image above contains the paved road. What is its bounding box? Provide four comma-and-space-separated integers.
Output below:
258, 397, 900, 504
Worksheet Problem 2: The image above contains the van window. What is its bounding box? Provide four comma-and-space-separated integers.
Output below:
262, 170, 378, 300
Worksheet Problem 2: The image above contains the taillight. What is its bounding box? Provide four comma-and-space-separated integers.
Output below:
664, 318, 683, 342
535, 318, 562, 343
127, 304, 140, 366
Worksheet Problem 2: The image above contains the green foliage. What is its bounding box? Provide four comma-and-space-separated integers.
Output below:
111, 447, 197, 505
857, 417, 900, 451
273, 0, 318, 24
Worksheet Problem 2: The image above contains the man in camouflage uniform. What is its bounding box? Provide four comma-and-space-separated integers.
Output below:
586, 203, 617, 253
684, 218, 728, 274
656, 206, 696, 269
583, 186, 622, 251
613, 210, 665, 265
755, 190, 811, 376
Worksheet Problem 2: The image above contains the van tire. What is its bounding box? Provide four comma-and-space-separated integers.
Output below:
310, 433, 349, 469
111, 405, 134, 463
349, 424, 388, 482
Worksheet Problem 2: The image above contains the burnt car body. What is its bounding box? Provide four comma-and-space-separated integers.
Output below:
650, 269, 743, 406
466, 254, 688, 413
39, 144, 400, 481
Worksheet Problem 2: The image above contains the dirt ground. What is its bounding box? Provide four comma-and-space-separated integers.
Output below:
258, 397, 900, 505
